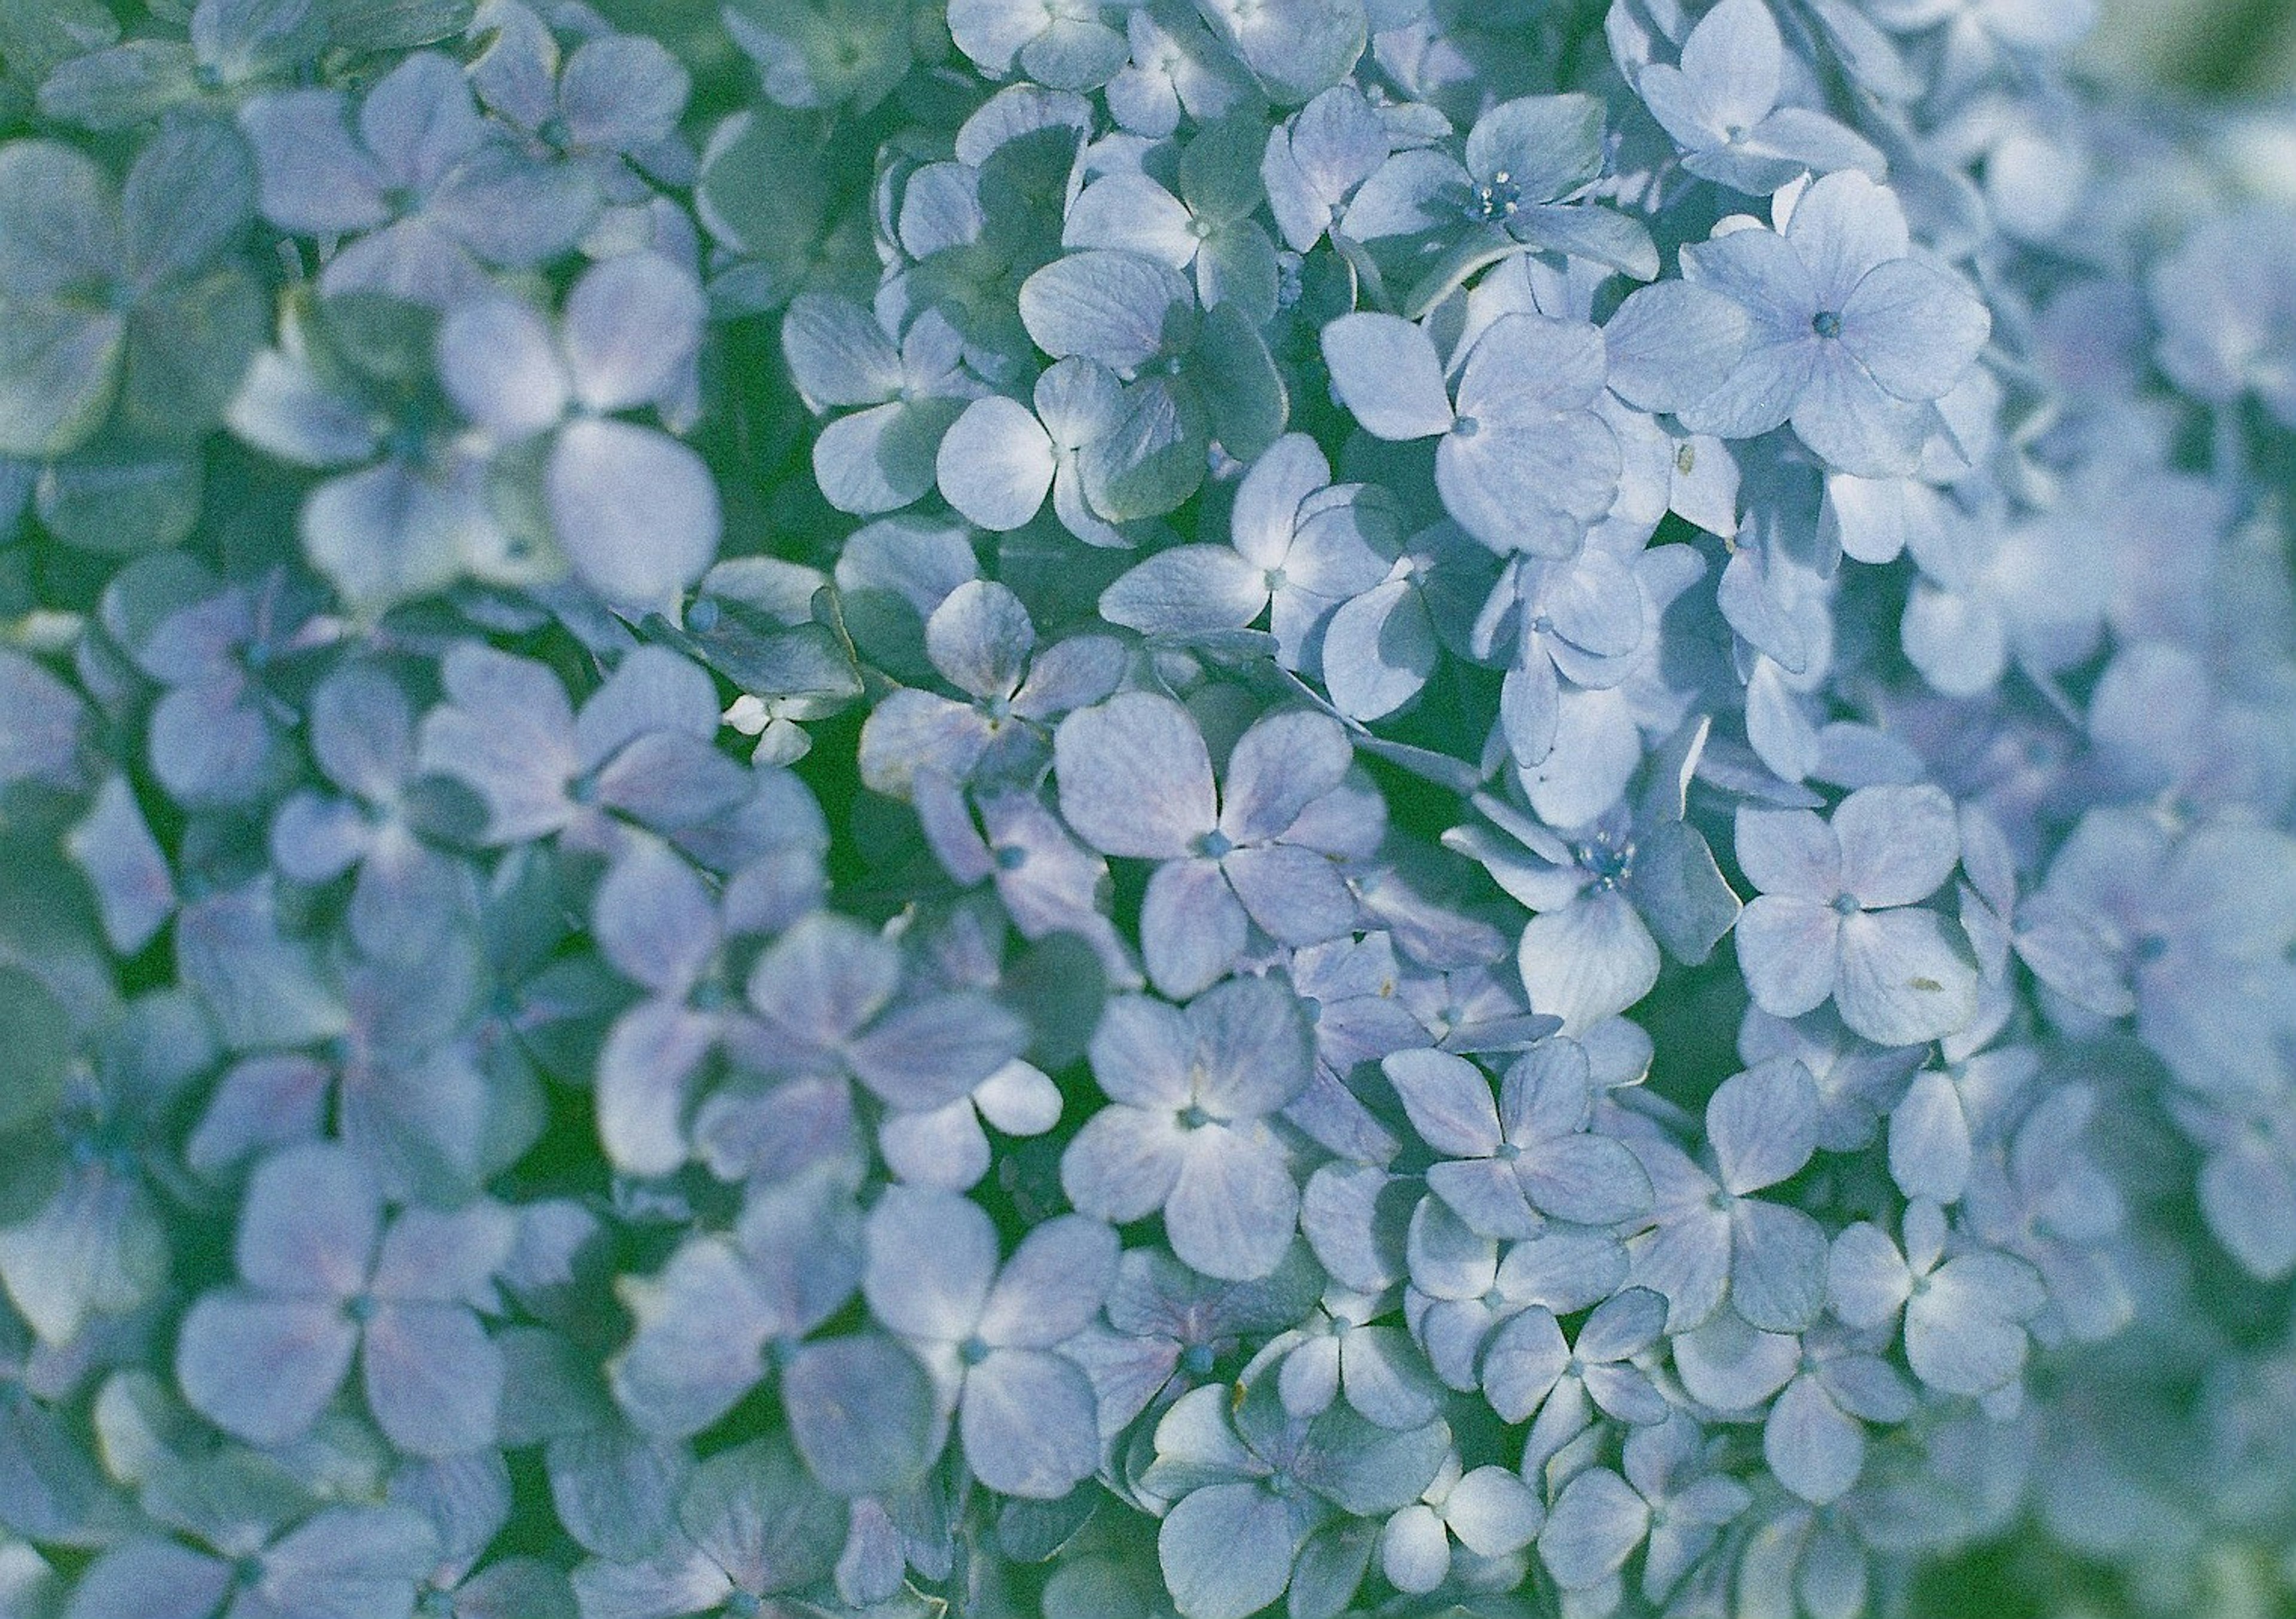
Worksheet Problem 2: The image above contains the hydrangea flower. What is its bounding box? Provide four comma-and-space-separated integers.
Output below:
238, 51, 594, 306
1675, 172, 1992, 478
1630, 1058, 1830, 1334
1094, 433, 1399, 674
416, 643, 748, 852
1139, 1376, 1449, 1619
862, 1184, 1115, 1498
2, 1, 2294, 1616
1379, 1452, 1543, 1593
0, 123, 263, 460
1632, 0, 1885, 195
1734, 784, 1980, 1047
857, 579, 1125, 799
1828, 1197, 2045, 1398
1320, 308, 1620, 558
1060, 975, 1312, 1282
268, 663, 474, 963
1385, 1042, 1653, 1239
1054, 695, 1370, 998
437, 252, 718, 610
175, 1143, 513, 1456
783, 295, 979, 517
567, 1435, 843, 1619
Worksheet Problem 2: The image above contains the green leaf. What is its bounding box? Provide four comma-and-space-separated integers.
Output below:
122, 267, 266, 440
1081, 375, 1208, 522
123, 117, 255, 285
194, 0, 326, 82
36, 41, 201, 130
1191, 300, 1287, 463
0, 301, 125, 461
0, 0, 121, 80
35, 442, 204, 554
695, 108, 831, 297
320, 0, 474, 50
309, 291, 441, 390
0, 966, 70, 1135
0, 140, 122, 295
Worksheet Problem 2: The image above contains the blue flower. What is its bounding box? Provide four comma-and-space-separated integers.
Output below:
1320, 308, 1620, 558
1054, 694, 1370, 998
1061, 975, 1312, 1282
1634, 0, 1886, 195
1140, 1376, 1449, 1619
1385, 1041, 1653, 1239
1734, 783, 1980, 1047
175, 1143, 514, 1456
1677, 171, 1991, 477
239, 51, 595, 306
862, 1184, 1115, 1498
1629, 1058, 1830, 1334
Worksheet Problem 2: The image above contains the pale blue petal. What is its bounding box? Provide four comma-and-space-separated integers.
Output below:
1517, 889, 1662, 1034
936, 396, 1054, 531
1384, 1048, 1503, 1159
1728, 1198, 1829, 1332
176, 1291, 355, 1446
1764, 1373, 1863, 1505
1706, 1058, 1819, 1196
1603, 280, 1750, 416
1019, 250, 1195, 370
783, 1334, 941, 1496
1159, 1481, 1296, 1619
1320, 313, 1452, 441
1887, 1070, 1971, 1204
1480, 1305, 1567, 1422
1321, 579, 1436, 722
978, 1215, 1118, 1348
864, 1184, 996, 1343
363, 1301, 503, 1456
562, 253, 705, 414
1735, 895, 1842, 1020
1220, 709, 1352, 845
1838, 257, 1990, 404
437, 296, 568, 443
1099, 545, 1269, 637
1538, 1467, 1649, 1590
1054, 692, 1217, 859
1188, 973, 1316, 1118
546, 419, 719, 610
1833, 784, 1959, 909
1833, 908, 1977, 1047
1167, 1125, 1299, 1281
961, 1347, 1101, 1497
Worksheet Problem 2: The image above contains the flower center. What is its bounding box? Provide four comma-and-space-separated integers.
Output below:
1196, 829, 1234, 859
1450, 414, 1482, 439
1831, 893, 1860, 916
1470, 171, 1522, 221
958, 1335, 992, 1367
1812, 310, 1844, 339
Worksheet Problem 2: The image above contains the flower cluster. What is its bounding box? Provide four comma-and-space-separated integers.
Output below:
0, 1, 2292, 1617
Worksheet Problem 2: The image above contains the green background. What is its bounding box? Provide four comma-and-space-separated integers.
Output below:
2087, 0, 2296, 93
